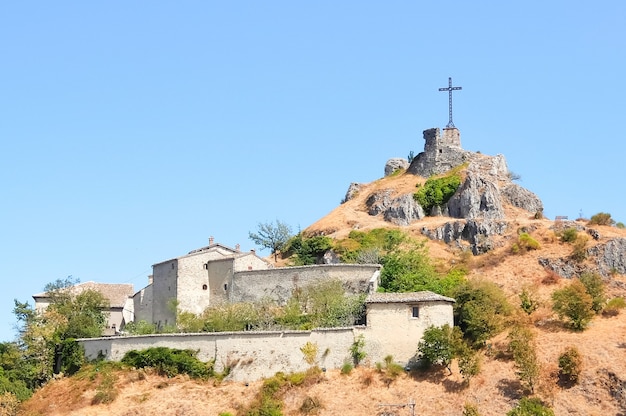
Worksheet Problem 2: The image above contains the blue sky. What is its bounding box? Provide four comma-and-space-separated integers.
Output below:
1, 1, 625, 341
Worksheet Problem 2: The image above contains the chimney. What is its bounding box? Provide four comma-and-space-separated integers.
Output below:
209, 236, 214, 245
250, 249, 256, 254
148, 275, 153, 285
235, 243, 240, 252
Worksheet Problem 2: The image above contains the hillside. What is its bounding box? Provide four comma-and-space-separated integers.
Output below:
19, 168, 626, 416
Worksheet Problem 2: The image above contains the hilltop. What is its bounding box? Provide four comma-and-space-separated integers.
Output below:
19, 128, 626, 416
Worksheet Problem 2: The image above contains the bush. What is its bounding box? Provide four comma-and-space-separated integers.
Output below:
349, 335, 366, 366
414, 172, 461, 214
0, 392, 19, 416
602, 297, 626, 317
579, 272, 606, 313
552, 280, 595, 330
340, 363, 353, 375
417, 324, 463, 373
508, 325, 539, 394
519, 288, 539, 315
285, 234, 333, 265
121, 347, 214, 379
451, 280, 512, 347
560, 227, 578, 243
570, 235, 589, 262
588, 212, 615, 226
511, 233, 540, 254
558, 347, 582, 386
507, 397, 554, 416
463, 403, 481, 416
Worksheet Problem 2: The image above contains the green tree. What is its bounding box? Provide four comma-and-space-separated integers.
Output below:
558, 346, 582, 386
248, 220, 293, 261
578, 272, 605, 313
508, 325, 539, 394
451, 280, 512, 347
552, 280, 595, 330
417, 324, 463, 373
507, 397, 554, 416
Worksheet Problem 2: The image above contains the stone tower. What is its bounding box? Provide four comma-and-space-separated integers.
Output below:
407, 127, 468, 177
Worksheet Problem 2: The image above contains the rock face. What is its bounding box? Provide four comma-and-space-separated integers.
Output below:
365, 190, 425, 226
384, 158, 409, 177
501, 183, 544, 215
589, 238, 626, 275
342, 182, 363, 203
421, 219, 510, 255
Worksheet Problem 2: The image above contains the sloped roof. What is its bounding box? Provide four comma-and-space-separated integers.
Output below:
366, 291, 455, 304
33, 281, 134, 308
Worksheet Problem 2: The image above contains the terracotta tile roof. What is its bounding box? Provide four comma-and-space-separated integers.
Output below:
366, 291, 455, 304
33, 282, 134, 308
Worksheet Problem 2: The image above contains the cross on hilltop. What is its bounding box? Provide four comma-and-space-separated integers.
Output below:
438, 77, 462, 128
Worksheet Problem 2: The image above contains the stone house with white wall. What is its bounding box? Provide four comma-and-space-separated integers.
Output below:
33, 282, 135, 336
133, 239, 272, 329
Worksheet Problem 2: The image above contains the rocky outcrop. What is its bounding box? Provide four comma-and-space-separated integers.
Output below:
588, 238, 626, 275
446, 171, 505, 220
365, 190, 425, 226
537, 257, 584, 279
342, 182, 363, 203
501, 183, 544, 215
384, 158, 409, 177
421, 219, 509, 254
383, 194, 425, 226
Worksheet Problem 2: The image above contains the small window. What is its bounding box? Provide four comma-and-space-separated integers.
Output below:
203, 263, 208, 270
171, 263, 175, 269
223, 283, 228, 291
439, 149, 442, 154
202, 284, 208, 290
411, 306, 419, 318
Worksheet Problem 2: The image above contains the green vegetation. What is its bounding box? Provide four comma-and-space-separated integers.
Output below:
349, 335, 366, 367
451, 280, 512, 347
248, 219, 293, 261
335, 228, 405, 264
603, 297, 626, 316
559, 227, 578, 243
414, 171, 462, 214
123, 320, 157, 335
284, 233, 333, 265
558, 346, 582, 386
579, 272, 606, 313
463, 403, 481, 416
519, 288, 539, 315
570, 235, 589, 262
507, 397, 554, 416
121, 347, 215, 379
588, 212, 615, 226
508, 325, 539, 394
552, 280, 595, 330
511, 233, 540, 254
417, 324, 463, 373
300, 342, 318, 366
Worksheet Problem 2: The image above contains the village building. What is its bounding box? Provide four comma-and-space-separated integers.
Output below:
33, 281, 135, 336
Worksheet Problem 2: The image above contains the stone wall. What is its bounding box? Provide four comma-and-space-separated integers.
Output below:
408, 127, 469, 177
80, 329, 357, 382
229, 264, 381, 305
152, 260, 178, 328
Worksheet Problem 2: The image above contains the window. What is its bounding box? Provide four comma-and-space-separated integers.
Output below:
223, 283, 228, 291
411, 306, 419, 318
203, 263, 208, 270
202, 284, 208, 290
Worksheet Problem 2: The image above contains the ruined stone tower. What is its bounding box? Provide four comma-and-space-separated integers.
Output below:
407, 127, 468, 177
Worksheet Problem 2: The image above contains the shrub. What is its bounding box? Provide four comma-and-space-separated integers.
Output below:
463, 403, 481, 416
414, 172, 461, 214
558, 347, 582, 386
541, 270, 560, 285
0, 392, 19, 416
603, 297, 626, 317
457, 343, 481, 382
507, 397, 554, 416
511, 233, 540, 254
451, 280, 512, 347
121, 347, 214, 379
560, 227, 578, 243
285, 234, 333, 265
617, 222, 625, 229
417, 324, 463, 373
349, 335, 366, 366
552, 280, 595, 330
579, 272, 606, 313
588, 212, 615, 226
340, 363, 353, 375
570, 235, 589, 262
299, 396, 322, 415
508, 325, 539, 394
519, 288, 539, 315
300, 342, 318, 366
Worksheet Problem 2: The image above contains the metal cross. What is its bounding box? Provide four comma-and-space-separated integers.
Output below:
438, 77, 462, 128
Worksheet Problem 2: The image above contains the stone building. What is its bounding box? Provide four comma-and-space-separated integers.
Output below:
133, 238, 272, 329
33, 282, 135, 336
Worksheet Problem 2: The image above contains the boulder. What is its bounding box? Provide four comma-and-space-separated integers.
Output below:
343, 182, 363, 203
501, 183, 544, 215
383, 194, 425, 226
588, 238, 626, 275
365, 189, 393, 216
384, 158, 409, 177
446, 171, 505, 220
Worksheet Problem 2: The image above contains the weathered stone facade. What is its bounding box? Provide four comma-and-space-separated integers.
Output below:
407, 127, 469, 177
